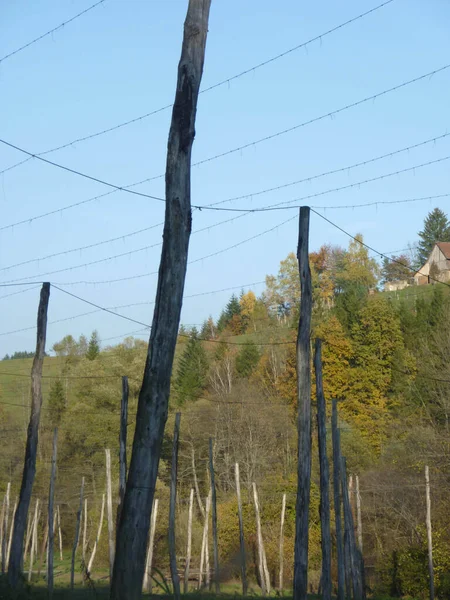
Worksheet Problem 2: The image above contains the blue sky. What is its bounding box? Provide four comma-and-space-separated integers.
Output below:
1, 0, 449, 357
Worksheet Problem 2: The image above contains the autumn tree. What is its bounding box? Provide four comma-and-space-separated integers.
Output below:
337, 234, 380, 290
264, 252, 300, 318
417, 208, 450, 265
174, 328, 209, 405
200, 316, 217, 340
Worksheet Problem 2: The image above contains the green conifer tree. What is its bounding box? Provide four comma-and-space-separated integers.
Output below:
86, 330, 100, 360
174, 328, 209, 404
235, 342, 260, 377
417, 208, 450, 265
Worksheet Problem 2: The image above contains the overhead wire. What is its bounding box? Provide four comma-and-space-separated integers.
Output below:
0, 0, 395, 175
0, 0, 106, 64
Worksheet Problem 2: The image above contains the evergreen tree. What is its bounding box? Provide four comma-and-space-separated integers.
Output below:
200, 317, 216, 340
216, 294, 242, 332
235, 342, 260, 377
225, 294, 241, 320
86, 330, 100, 360
174, 328, 209, 404
48, 379, 66, 426
417, 208, 450, 265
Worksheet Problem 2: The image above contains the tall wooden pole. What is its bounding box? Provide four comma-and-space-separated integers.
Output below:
47, 428, 58, 598
341, 458, 363, 600
184, 488, 194, 594
192, 446, 205, 519
24, 500, 37, 562
8, 282, 50, 587
279, 493, 287, 594
209, 437, 220, 593
169, 413, 181, 600
82, 498, 88, 565
143, 498, 159, 593
235, 463, 247, 596
332, 400, 345, 600
2, 482, 10, 573
199, 492, 211, 589
105, 448, 115, 582
117, 376, 128, 531
294, 207, 312, 600
57, 505, 63, 561
28, 500, 40, 583
355, 476, 363, 553
71, 477, 85, 590
111, 4, 212, 597
425, 466, 435, 600
6, 500, 17, 568
87, 494, 105, 575
253, 482, 270, 594
315, 339, 332, 600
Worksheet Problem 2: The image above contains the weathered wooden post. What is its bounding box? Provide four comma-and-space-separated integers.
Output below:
341, 458, 362, 600
253, 482, 270, 594
117, 376, 128, 530
294, 206, 312, 600
6, 500, 17, 568
184, 488, 194, 593
425, 466, 435, 600
111, 2, 212, 597
169, 413, 181, 600
279, 493, 287, 594
8, 282, 50, 587
355, 476, 363, 552
209, 437, 220, 593
105, 448, 115, 582
2, 482, 10, 573
71, 477, 85, 590
24, 500, 37, 562
143, 498, 159, 593
48, 428, 57, 598
192, 446, 205, 518
87, 494, 105, 575
235, 462, 247, 596
315, 339, 332, 600
332, 400, 345, 600
82, 498, 88, 565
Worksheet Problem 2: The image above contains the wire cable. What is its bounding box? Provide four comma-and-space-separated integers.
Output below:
0, 0, 395, 174
0, 0, 106, 64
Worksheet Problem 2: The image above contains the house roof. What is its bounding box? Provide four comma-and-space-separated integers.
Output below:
436, 242, 450, 259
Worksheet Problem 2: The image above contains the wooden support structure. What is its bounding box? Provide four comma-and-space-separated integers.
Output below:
71, 477, 84, 590
192, 446, 205, 518
169, 413, 181, 600
279, 493, 287, 594
105, 448, 115, 582
48, 428, 57, 598
425, 466, 435, 600
294, 206, 312, 600
199, 492, 211, 589
143, 498, 159, 593
315, 339, 332, 600
209, 437, 220, 593
117, 376, 128, 530
110, 3, 212, 597
82, 498, 88, 565
28, 499, 40, 583
184, 488, 194, 593
341, 458, 363, 600
6, 499, 17, 568
355, 475, 363, 552
332, 400, 345, 600
235, 462, 247, 596
24, 499, 37, 562
8, 282, 50, 587
253, 482, 270, 594
87, 494, 105, 575
57, 505, 63, 561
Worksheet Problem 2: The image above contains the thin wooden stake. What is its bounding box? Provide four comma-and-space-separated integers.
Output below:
57, 505, 63, 561
425, 466, 435, 600
28, 499, 40, 582
341, 458, 363, 600
143, 498, 159, 593
253, 482, 270, 594
199, 492, 211, 589
192, 446, 205, 519
279, 493, 287, 594
294, 206, 312, 600
48, 427, 57, 598
37, 518, 48, 577
169, 413, 181, 600
105, 448, 115, 582
110, 3, 212, 597
235, 463, 247, 596
355, 475, 363, 553
82, 498, 88, 564
184, 488, 194, 593
6, 499, 17, 568
315, 339, 332, 600
87, 494, 105, 575
1, 482, 10, 573
8, 282, 50, 587
71, 477, 84, 590
24, 499, 37, 562
117, 376, 128, 530
332, 400, 345, 600
209, 437, 220, 593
